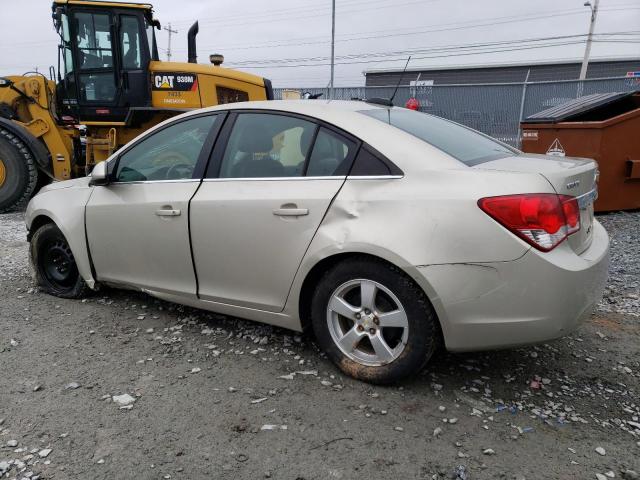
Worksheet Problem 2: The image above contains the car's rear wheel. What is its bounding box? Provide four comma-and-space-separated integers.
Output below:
30, 223, 89, 299
311, 257, 439, 384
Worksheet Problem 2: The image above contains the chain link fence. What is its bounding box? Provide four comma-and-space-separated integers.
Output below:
274, 76, 639, 147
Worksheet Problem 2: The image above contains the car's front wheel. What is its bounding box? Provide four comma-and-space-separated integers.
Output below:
30, 223, 89, 299
311, 257, 439, 384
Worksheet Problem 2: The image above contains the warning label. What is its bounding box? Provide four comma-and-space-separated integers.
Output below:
546, 138, 565, 157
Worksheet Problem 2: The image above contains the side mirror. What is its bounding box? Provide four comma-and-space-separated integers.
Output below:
53, 7, 63, 31
89, 161, 109, 186
0, 77, 13, 88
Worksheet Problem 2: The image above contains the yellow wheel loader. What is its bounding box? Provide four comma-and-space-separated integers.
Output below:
0, 0, 273, 212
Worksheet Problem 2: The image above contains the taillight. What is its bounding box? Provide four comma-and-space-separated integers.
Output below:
478, 194, 580, 251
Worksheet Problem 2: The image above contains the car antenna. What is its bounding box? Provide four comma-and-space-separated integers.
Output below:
390, 55, 411, 104
365, 55, 411, 108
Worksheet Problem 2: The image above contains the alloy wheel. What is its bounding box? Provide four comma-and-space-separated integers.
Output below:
326, 279, 409, 366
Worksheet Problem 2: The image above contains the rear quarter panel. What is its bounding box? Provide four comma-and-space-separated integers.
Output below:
309, 168, 555, 266
283, 167, 555, 327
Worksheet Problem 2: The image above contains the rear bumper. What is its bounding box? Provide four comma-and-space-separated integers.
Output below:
418, 220, 610, 351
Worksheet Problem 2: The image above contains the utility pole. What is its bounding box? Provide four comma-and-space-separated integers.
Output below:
579, 0, 599, 80
164, 23, 178, 62
329, 0, 335, 99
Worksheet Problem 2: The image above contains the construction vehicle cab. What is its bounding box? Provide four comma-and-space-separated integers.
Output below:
0, 0, 273, 212
53, 0, 158, 123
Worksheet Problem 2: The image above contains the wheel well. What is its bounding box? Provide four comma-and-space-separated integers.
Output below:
27, 215, 55, 241
298, 252, 441, 337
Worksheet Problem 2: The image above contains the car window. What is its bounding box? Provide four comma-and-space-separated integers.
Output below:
350, 147, 393, 176
306, 128, 356, 176
360, 108, 517, 166
115, 115, 217, 182
219, 113, 315, 178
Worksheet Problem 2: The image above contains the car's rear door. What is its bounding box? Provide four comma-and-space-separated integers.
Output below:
85, 113, 223, 296
190, 111, 358, 312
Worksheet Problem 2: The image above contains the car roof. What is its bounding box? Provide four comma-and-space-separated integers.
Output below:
196, 99, 392, 123
204, 99, 388, 114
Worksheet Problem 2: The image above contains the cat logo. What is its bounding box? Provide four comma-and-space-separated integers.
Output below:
154, 75, 174, 89
151, 73, 197, 91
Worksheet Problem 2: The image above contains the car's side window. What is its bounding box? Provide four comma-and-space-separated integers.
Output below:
218, 113, 316, 178
115, 115, 217, 182
349, 146, 402, 176
306, 128, 356, 176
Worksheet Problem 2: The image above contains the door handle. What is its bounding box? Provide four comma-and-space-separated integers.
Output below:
273, 207, 309, 217
155, 208, 181, 217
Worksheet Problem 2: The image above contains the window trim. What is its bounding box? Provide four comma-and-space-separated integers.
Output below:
109, 111, 226, 184
203, 108, 372, 180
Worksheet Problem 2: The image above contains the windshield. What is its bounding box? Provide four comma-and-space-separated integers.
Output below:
360, 108, 518, 166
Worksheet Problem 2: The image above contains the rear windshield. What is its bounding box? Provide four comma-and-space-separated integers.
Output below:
360, 108, 518, 166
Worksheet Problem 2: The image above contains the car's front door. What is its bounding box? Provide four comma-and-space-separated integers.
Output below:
190, 112, 359, 312
85, 113, 222, 296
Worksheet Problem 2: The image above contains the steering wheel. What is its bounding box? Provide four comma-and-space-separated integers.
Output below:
152, 150, 191, 167
165, 163, 193, 180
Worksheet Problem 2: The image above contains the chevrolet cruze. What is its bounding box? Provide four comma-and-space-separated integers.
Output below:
26, 100, 609, 383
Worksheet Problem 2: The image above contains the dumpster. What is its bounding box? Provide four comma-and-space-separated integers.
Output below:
520, 90, 640, 212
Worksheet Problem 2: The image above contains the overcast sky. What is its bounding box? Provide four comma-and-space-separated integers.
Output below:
0, 0, 638, 87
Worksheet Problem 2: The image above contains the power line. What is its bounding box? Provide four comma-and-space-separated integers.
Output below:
170, 0, 442, 26
171, 0, 444, 29
226, 40, 599, 69
170, 7, 592, 54
193, 5, 638, 50
225, 32, 639, 67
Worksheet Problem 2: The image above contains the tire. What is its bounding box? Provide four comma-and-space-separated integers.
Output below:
30, 223, 90, 299
0, 127, 39, 213
311, 257, 439, 384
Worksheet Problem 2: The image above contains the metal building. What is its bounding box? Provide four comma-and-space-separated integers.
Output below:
363, 57, 640, 86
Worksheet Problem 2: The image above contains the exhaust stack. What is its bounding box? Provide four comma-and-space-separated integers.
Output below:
187, 21, 199, 63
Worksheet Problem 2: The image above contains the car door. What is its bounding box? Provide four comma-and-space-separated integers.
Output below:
190, 111, 359, 312
85, 113, 223, 296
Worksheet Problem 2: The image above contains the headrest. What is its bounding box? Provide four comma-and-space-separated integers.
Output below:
234, 121, 274, 153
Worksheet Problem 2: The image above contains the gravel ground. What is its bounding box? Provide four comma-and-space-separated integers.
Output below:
0, 211, 639, 480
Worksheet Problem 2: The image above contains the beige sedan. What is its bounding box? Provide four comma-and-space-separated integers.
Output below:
25, 100, 609, 383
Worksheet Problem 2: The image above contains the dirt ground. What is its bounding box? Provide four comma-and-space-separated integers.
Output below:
1, 211, 639, 480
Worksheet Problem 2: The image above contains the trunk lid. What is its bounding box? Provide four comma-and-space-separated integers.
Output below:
475, 153, 598, 254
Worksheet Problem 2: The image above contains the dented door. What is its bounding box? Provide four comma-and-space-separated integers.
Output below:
190, 178, 345, 312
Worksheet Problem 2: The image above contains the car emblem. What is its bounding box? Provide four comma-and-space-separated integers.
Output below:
566, 180, 580, 190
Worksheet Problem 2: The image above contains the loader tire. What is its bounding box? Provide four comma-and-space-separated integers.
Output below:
0, 127, 39, 213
